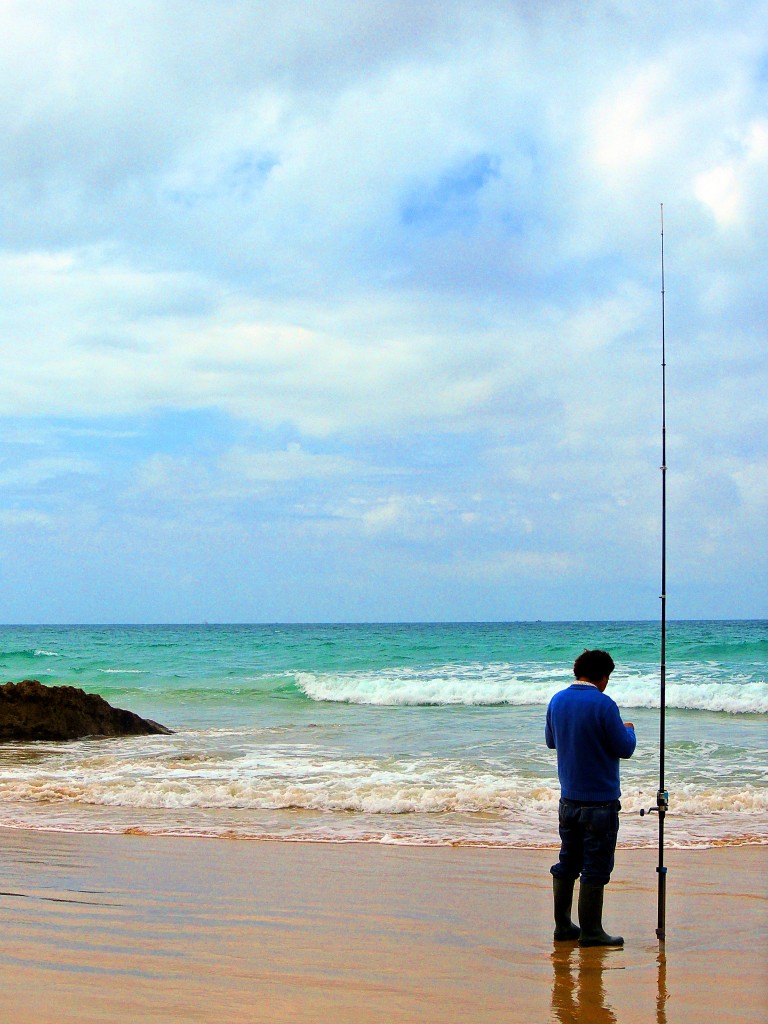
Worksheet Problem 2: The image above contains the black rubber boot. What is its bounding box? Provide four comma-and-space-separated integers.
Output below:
553, 877, 580, 941
577, 883, 624, 947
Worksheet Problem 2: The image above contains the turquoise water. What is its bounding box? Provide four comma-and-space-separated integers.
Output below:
0, 621, 765, 847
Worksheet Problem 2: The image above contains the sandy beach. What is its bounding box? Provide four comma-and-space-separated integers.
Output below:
0, 829, 764, 1024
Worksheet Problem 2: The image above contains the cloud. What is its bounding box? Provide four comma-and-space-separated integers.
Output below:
0, 455, 96, 488
447, 550, 579, 582
694, 119, 768, 229
0, 0, 765, 620
131, 443, 362, 506
1, 244, 655, 445
0, 508, 53, 529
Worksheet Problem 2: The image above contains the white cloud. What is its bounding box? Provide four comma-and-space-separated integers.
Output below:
0, 508, 53, 528
356, 494, 462, 540
220, 445, 358, 484
0, 244, 662, 449
0, 455, 96, 487
448, 550, 579, 582
694, 119, 768, 229
131, 443, 361, 506
591, 64, 670, 174
0, 0, 765, 619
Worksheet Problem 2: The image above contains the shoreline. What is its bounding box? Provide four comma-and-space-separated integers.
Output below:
0, 826, 765, 1022
0, 808, 765, 849
0, 817, 765, 849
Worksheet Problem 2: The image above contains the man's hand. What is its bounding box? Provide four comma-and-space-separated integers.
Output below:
624, 722, 634, 729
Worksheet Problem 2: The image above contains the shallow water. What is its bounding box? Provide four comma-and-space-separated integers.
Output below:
0, 621, 765, 846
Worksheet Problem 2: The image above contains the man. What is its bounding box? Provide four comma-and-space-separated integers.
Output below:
545, 649, 636, 947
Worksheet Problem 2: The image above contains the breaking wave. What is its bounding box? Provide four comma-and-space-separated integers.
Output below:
0, 648, 61, 659
1, 749, 765, 818
295, 665, 768, 714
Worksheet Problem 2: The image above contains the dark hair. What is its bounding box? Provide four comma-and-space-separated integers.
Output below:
573, 649, 615, 682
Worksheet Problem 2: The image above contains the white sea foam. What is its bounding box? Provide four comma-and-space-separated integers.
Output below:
1, 621, 763, 850
0, 729, 764, 850
295, 665, 768, 714
0, 754, 547, 815
297, 665, 564, 707
0, 812, 762, 849
617, 677, 768, 714
1, 747, 765, 820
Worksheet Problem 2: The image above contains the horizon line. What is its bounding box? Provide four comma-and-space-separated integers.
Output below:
1, 618, 764, 628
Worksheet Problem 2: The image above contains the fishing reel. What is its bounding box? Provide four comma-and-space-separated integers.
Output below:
640, 790, 669, 817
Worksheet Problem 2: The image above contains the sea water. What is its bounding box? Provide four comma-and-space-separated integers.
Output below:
0, 621, 765, 848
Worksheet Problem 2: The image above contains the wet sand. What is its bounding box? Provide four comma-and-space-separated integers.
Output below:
0, 829, 765, 1023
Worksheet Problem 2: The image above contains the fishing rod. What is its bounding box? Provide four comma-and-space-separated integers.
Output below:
640, 203, 669, 942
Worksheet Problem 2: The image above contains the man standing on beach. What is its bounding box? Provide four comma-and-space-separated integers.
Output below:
545, 649, 636, 947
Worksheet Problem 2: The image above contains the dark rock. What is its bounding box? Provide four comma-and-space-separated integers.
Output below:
0, 680, 173, 741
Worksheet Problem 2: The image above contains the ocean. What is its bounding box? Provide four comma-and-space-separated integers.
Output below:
0, 621, 765, 848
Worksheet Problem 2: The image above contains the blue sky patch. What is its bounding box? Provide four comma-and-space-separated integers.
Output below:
401, 153, 501, 230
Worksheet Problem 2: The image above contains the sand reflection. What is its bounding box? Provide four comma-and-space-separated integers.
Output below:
551, 944, 618, 1024
551, 945, 668, 1024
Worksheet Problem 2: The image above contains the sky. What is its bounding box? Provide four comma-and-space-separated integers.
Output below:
1, 0, 766, 623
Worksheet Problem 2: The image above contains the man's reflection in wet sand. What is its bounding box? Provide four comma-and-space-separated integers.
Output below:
551, 945, 618, 1024
550, 945, 668, 1024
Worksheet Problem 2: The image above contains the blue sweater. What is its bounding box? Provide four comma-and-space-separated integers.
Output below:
545, 683, 636, 802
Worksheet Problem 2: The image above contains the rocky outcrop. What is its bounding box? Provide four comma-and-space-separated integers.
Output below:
0, 680, 173, 741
